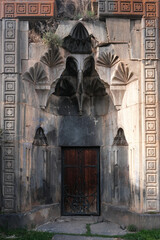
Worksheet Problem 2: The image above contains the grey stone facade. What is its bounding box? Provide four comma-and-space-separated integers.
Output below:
0, 3, 160, 228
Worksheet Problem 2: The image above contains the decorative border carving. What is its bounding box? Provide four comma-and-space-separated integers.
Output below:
99, 1, 158, 18
144, 16, 159, 212
0, 0, 56, 18
1, 20, 18, 212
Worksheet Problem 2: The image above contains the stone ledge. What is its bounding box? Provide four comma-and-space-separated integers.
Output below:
102, 203, 160, 230
0, 203, 60, 229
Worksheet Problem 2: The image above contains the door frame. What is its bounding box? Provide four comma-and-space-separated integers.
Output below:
61, 147, 100, 216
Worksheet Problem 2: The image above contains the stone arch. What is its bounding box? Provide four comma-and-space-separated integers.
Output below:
33, 127, 48, 146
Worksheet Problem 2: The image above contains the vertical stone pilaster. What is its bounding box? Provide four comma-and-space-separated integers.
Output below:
142, 17, 159, 212
1, 19, 20, 212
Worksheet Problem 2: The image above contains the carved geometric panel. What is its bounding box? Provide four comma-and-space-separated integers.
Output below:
145, 82, 155, 92
147, 174, 156, 183
4, 134, 15, 143
146, 28, 156, 37
5, 94, 15, 104
147, 200, 157, 211
5, 42, 15, 52
146, 134, 156, 144
146, 40, 156, 51
108, 1, 118, 12
146, 161, 156, 171
4, 120, 15, 130
5, 82, 15, 91
146, 120, 156, 131
146, 147, 156, 158
4, 3, 14, 15
145, 108, 156, 118
4, 199, 14, 210
145, 95, 156, 105
4, 186, 14, 196
145, 69, 155, 79
5, 160, 14, 171
146, 20, 155, 28
4, 173, 14, 185
16, 3, 26, 14
4, 147, 15, 159
4, 54, 15, 64
4, 147, 15, 157
120, 2, 131, 12
133, 2, 143, 12
28, 3, 38, 14
40, 4, 51, 14
4, 107, 15, 118
147, 187, 157, 196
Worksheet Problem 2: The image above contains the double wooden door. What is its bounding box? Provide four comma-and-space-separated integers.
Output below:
62, 147, 100, 215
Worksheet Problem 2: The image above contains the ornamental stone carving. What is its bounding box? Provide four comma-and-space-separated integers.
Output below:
23, 62, 48, 84
97, 51, 119, 68
112, 62, 136, 85
63, 22, 93, 54
40, 45, 64, 68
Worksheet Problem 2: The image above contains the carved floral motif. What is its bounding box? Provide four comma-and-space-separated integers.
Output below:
112, 62, 136, 84
40, 45, 64, 68
97, 51, 119, 68
23, 62, 48, 83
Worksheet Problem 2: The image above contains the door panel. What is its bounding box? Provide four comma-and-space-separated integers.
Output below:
62, 147, 100, 215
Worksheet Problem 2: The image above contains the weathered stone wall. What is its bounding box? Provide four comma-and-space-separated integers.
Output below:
0, 0, 159, 222
18, 19, 142, 214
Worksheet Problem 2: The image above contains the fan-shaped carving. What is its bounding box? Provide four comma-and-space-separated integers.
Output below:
97, 52, 119, 68
63, 22, 92, 54
112, 62, 135, 84
40, 45, 64, 68
23, 62, 47, 83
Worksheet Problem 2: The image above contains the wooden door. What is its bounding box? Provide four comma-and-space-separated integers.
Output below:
62, 147, 100, 215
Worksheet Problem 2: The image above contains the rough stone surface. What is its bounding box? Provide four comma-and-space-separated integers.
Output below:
36, 221, 87, 234
90, 222, 127, 236
37, 218, 127, 237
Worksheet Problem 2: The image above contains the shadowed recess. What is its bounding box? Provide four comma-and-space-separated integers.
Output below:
63, 22, 92, 54
33, 127, 48, 146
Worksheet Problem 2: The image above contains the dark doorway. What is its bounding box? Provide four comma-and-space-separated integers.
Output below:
62, 147, 100, 215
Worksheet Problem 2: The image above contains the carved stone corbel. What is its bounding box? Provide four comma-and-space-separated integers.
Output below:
35, 85, 51, 109
110, 85, 126, 111
111, 62, 136, 110
23, 62, 51, 109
